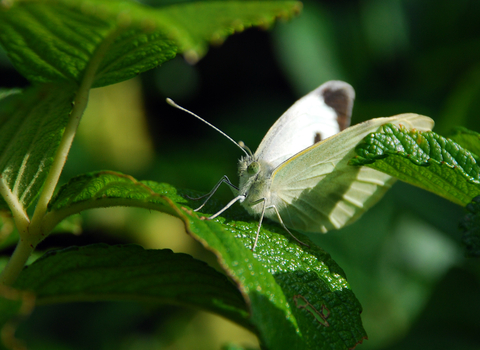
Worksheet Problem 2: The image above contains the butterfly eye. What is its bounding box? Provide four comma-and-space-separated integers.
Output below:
247, 161, 260, 175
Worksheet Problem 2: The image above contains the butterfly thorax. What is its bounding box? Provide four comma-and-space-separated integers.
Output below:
237, 156, 275, 216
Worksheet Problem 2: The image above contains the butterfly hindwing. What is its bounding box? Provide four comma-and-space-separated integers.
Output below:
267, 114, 435, 233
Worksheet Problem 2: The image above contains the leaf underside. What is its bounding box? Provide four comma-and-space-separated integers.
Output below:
0, 0, 301, 87
0, 84, 76, 211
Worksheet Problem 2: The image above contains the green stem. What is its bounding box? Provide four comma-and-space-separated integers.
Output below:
0, 238, 34, 286
0, 177, 32, 286
30, 29, 121, 228
0, 176, 30, 234
0, 27, 124, 287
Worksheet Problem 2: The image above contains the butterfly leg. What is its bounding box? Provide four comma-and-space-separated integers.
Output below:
268, 205, 310, 249
189, 175, 238, 212
250, 200, 310, 251
209, 194, 246, 219
252, 198, 267, 251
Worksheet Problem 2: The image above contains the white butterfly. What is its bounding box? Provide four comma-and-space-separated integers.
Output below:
168, 81, 434, 250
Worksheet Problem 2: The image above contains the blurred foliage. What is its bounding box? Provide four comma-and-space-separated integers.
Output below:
78, 78, 155, 173
461, 196, 480, 258
1, 0, 480, 349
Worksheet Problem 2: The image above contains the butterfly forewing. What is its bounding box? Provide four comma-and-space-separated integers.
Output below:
254, 81, 355, 168
267, 113, 435, 233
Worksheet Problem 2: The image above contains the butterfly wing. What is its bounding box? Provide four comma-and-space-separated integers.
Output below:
254, 81, 355, 168
266, 114, 435, 233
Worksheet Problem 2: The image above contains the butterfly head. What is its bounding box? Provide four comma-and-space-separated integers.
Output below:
238, 155, 259, 176
247, 160, 260, 175
238, 153, 275, 201
237, 141, 261, 184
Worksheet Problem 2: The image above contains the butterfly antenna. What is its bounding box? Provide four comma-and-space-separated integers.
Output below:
166, 98, 249, 156
237, 141, 253, 156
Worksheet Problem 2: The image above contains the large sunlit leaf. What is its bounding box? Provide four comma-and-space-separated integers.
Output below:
0, 84, 75, 211
44, 171, 367, 350
351, 123, 480, 206
0, 0, 300, 87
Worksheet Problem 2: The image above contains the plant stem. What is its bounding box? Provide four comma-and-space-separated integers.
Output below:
30, 26, 123, 228
0, 238, 34, 286
0, 176, 30, 234
0, 80, 91, 286
0, 27, 124, 287
28, 84, 90, 228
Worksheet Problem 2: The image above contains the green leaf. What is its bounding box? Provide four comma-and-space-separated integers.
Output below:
154, 0, 301, 58
351, 123, 480, 206
93, 28, 176, 88
0, 89, 21, 211
45, 171, 367, 350
0, 0, 300, 87
0, 2, 176, 87
14, 244, 251, 330
460, 196, 480, 257
0, 84, 75, 211
449, 127, 480, 160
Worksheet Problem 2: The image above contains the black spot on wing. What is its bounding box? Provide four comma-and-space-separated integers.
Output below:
314, 132, 322, 144
321, 81, 355, 131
